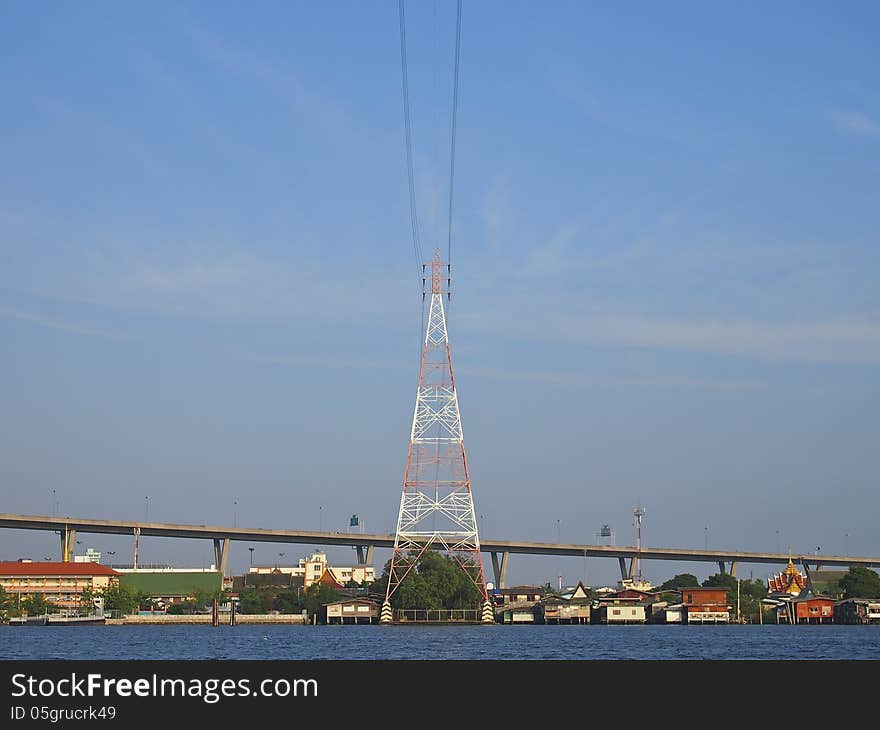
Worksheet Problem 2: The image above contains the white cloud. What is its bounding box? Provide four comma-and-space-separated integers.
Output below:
471, 311, 880, 365
0, 307, 139, 342
827, 107, 880, 136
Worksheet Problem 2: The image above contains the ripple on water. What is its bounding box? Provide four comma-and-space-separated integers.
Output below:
1, 624, 878, 660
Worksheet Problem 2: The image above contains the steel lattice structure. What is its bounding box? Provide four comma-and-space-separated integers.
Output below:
383, 250, 489, 614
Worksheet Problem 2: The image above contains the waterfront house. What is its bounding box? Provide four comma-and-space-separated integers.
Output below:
650, 602, 684, 624
681, 587, 730, 624
592, 596, 646, 624
492, 586, 543, 607
615, 587, 661, 604
764, 586, 835, 624
543, 581, 591, 624
834, 598, 880, 625
325, 598, 379, 624
790, 589, 835, 624
0, 561, 119, 612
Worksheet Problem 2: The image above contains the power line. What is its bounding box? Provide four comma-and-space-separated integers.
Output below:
446, 0, 462, 271
398, 0, 424, 279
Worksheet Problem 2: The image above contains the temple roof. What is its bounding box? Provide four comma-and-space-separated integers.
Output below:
768, 558, 808, 595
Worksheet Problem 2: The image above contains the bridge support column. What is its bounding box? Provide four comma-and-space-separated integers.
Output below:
628, 558, 636, 579
213, 538, 230, 577
801, 560, 813, 584
60, 527, 76, 562
729, 561, 738, 578
490, 552, 509, 589
355, 545, 375, 565
618, 557, 627, 580
718, 561, 727, 574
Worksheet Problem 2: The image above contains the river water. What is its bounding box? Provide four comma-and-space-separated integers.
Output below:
1, 624, 878, 660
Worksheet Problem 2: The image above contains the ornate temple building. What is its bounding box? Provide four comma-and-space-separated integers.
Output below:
768, 558, 808, 595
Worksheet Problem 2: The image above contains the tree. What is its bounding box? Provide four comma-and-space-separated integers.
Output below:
303, 583, 340, 619
372, 550, 484, 610
659, 573, 700, 592
702, 573, 738, 591
100, 584, 139, 615
0, 585, 13, 620
840, 566, 880, 599
21, 593, 50, 615
273, 587, 304, 614
237, 588, 274, 615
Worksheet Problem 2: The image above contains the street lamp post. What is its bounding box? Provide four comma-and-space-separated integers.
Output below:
233, 500, 238, 528
145, 496, 150, 522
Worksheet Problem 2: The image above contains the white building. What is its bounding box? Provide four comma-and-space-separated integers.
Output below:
249, 552, 374, 589
73, 548, 101, 563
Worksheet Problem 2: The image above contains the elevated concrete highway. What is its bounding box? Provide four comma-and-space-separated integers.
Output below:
2, 513, 876, 588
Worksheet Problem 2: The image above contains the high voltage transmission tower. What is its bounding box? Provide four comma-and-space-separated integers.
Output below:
382, 250, 493, 624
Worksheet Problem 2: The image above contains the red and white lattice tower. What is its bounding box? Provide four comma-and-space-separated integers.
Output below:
381, 249, 493, 624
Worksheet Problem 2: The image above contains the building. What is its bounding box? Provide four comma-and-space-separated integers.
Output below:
542, 582, 591, 624
834, 598, 880, 625
764, 586, 835, 624
492, 586, 543, 607
249, 551, 374, 589
592, 596, 646, 624
615, 587, 662, 604
234, 570, 303, 591
325, 598, 379, 624
117, 569, 222, 608
617, 577, 655, 592
492, 585, 543, 624
0, 561, 119, 611
768, 558, 808, 596
73, 548, 101, 564
789, 589, 835, 624
681, 587, 730, 624
651, 602, 683, 624
314, 568, 343, 591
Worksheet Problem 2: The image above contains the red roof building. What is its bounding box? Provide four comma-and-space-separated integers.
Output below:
0, 561, 120, 611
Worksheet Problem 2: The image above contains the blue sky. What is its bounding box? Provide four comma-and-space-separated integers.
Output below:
1, 2, 879, 586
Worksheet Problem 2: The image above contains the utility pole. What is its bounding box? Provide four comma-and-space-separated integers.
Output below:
737, 578, 741, 623
633, 505, 646, 582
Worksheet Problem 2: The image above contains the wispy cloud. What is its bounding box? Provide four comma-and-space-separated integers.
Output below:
827, 107, 880, 136
0, 307, 139, 342
251, 352, 770, 392
467, 311, 880, 365
250, 354, 406, 372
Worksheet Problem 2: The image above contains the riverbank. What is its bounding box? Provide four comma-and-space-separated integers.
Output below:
104, 613, 308, 625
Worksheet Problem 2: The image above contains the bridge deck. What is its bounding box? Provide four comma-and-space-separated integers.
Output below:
1, 513, 877, 568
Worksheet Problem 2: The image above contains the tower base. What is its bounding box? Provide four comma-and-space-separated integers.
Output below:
380, 600, 393, 624
481, 600, 495, 624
